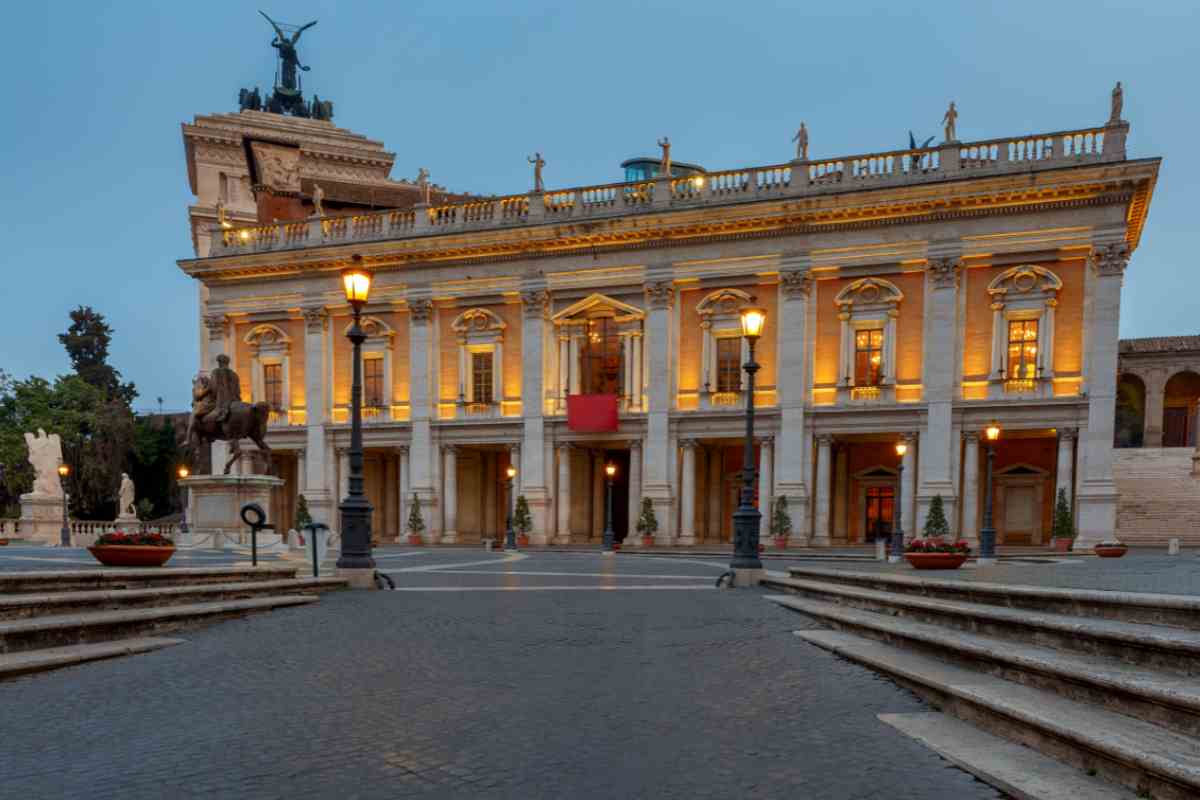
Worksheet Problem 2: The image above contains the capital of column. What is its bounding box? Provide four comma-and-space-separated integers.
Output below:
407, 298, 435, 323
1089, 242, 1130, 277
645, 281, 674, 309
628, 438, 642, 452
679, 438, 699, 450
203, 313, 228, 336
301, 306, 328, 333
396, 444, 410, 456
1058, 427, 1078, 442
926, 257, 961, 290
520, 289, 551, 318
963, 430, 980, 443
556, 442, 573, 454
780, 270, 813, 299
756, 435, 775, 447
815, 434, 835, 446
900, 431, 918, 444
442, 444, 458, 455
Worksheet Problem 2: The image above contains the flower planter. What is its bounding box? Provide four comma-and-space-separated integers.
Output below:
642, 535, 655, 547
407, 534, 423, 546
1052, 538, 1073, 553
774, 537, 789, 550
517, 534, 530, 547
0, 538, 8, 546
1094, 544, 1129, 558
904, 552, 968, 570
87, 545, 176, 568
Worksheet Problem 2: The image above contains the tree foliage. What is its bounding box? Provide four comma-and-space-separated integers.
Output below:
295, 494, 313, 529
635, 497, 658, 536
1052, 488, 1075, 540
922, 494, 950, 538
513, 495, 532, 534
770, 496, 793, 538
58, 306, 137, 405
129, 415, 183, 519
406, 493, 425, 535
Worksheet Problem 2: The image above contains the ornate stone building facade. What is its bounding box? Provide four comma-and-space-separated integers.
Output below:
178, 101, 1158, 548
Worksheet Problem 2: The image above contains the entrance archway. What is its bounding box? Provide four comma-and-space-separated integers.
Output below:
1114, 373, 1145, 448
1163, 371, 1200, 447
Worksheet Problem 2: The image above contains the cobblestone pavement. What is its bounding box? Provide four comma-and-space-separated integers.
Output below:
0, 549, 1005, 799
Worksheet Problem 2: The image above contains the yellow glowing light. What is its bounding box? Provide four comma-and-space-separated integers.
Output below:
739, 306, 767, 340
341, 255, 373, 305
506, 465, 518, 480
239, 229, 250, 241
605, 463, 617, 478
691, 175, 705, 190
986, 423, 1001, 442
895, 442, 908, 457
57, 464, 69, 478
178, 466, 190, 479
870, 354, 881, 366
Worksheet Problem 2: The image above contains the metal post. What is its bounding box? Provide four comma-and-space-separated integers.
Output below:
60, 492, 70, 547
730, 338, 763, 572
602, 471, 615, 553
337, 304, 376, 571
304, 522, 328, 578
504, 476, 516, 550
889, 461, 904, 563
980, 443, 997, 562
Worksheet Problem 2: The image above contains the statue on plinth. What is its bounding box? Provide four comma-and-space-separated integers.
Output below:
187, 355, 272, 475
1110, 81, 1124, 123
416, 168, 431, 204
791, 122, 809, 161
311, 183, 325, 217
23, 429, 63, 497
657, 137, 672, 175
527, 154, 545, 193
117, 472, 136, 519
942, 101, 958, 143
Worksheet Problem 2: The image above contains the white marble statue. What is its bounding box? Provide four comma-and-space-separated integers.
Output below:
23, 429, 63, 496
416, 168, 431, 204
942, 101, 958, 143
791, 121, 809, 160
311, 183, 326, 217
118, 472, 136, 518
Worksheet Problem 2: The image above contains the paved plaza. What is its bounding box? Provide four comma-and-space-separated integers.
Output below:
0, 546, 1014, 799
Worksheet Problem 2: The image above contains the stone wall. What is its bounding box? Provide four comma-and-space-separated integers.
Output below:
1114, 448, 1200, 544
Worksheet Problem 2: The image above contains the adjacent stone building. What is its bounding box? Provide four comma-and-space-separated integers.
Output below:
177, 98, 1158, 549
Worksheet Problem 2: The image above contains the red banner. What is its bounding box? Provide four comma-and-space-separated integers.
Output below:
567, 394, 619, 432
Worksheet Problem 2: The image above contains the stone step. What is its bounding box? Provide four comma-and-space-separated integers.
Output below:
0, 595, 318, 654
878, 712, 1137, 800
779, 566, 1200, 630
0, 578, 347, 621
0, 637, 184, 680
0, 565, 300, 594
766, 576, 1200, 673
767, 594, 1200, 737
794, 629, 1200, 800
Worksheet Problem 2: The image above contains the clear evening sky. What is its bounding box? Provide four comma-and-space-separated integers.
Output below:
1, 1, 1194, 411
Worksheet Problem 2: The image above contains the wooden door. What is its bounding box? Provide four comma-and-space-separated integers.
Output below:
1003, 485, 1037, 545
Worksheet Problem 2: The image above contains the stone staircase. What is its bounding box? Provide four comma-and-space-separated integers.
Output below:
0, 565, 345, 680
763, 566, 1200, 800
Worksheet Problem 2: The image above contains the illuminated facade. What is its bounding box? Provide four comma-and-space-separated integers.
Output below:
178, 103, 1158, 549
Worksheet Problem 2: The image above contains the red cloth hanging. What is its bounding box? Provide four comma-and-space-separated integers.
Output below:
567, 394, 619, 432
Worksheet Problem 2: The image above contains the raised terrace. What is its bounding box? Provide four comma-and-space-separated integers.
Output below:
206, 121, 1130, 258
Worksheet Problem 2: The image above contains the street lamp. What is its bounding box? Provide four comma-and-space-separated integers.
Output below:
889, 441, 907, 563
57, 464, 69, 547
504, 464, 518, 550
980, 422, 1001, 564
177, 465, 190, 536
730, 306, 768, 580
337, 254, 377, 577
602, 461, 617, 554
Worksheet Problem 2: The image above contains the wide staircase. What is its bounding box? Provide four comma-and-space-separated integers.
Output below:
763, 566, 1200, 800
0, 565, 345, 680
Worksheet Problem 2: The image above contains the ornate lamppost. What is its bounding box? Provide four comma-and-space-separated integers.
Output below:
602, 462, 617, 554
504, 464, 517, 550
57, 464, 70, 547
177, 466, 190, 536
979, 422, 1001, 564
889, 441, 907, 563
730, 306, 768, 581
336, 255, 377, 579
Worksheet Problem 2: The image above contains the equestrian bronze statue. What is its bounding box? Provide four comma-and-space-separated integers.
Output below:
187, 354, 273, 474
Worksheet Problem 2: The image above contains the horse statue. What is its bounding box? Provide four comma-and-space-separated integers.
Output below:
187, 374, 273, 475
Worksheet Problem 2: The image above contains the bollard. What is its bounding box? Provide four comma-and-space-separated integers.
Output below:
239, 503, 273, 567
1169, 538, 1180, 556
875, 538, 887, 561
302, 522, 329, 578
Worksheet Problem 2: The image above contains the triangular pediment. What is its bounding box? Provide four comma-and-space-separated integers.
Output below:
552, 293, 644, 323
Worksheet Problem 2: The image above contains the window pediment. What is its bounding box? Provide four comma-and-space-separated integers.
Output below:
243, 323, 292, 352
451, 308, 506, 335
696, 288, 754, 318
987, 265, 1062, 299
552, 293, 644, 325
835, 277, 904, 311
341, 315, 395, 341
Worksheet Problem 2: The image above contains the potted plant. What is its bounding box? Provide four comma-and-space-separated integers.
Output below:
903, 538, 971, 570
88, 529, 176, 567
1050, 488, 1075, 553
923, 494, 951, 540
295, 494, 313, 531
1094, 539, 1129, 558
635, 497, 657, 547
406, 493, 425, 545
771, 496, 794, 549
513, 495, 533, 547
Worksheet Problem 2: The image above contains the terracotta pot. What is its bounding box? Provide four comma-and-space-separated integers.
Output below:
88, 545, 176, 567
517, 533, 530, 547
904, 552, 968, 570
1053, 538, 1074, 553
407, 534, 423, 545
1094, 544, 1128, 558
774, 537, 789, 549
642, 535, 655, 547
613, 542, 622, 551
0, 538, 9, 546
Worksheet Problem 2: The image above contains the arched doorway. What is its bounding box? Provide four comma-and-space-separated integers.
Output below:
1162, 371, 1200, 447
1114, 373, 1146, 448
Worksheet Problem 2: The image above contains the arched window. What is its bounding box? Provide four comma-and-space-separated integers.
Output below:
451, 308, 506, 417
986, 265, 1062, 398
340, 316, 395, 421
696, 288, 755, 408
1163, 371, 1200, 447
834, 277, 904, 403
244, 323, 293, 425
1114, 374, 1145, 448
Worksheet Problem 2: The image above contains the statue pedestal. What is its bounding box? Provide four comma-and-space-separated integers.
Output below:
115, 513, 139, 528
181, 474, 284, 545
19, 493, 64, 544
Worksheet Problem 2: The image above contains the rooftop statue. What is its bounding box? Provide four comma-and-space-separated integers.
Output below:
791, 122, 809, 161
1110, 81, 1124, 123
260, 11, 316, 95
527, 154, 544, 193
417, 168, 432, 203
657, 137, 672, 175
942, 101, 959, 143
237, 12, 332, 120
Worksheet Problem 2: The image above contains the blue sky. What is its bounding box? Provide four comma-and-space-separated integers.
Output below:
1, 1, 1195, 410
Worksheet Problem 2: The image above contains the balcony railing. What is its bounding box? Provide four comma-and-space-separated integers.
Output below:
1004, 379, 1038, 395
709, 391, 741, 407
850, 386, 882, 402
208, 122, 1126, 257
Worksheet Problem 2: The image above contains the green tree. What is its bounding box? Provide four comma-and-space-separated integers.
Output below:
771, 496, 793, 538
406, 493, 425, 536
635, 497, 658, 538
1052, 488, 1075, 540
922, 494, 950, 538
57, 306, 137, 405
295, 494, 313, 529
129, 415, 182, 519
513, 495, 532, 535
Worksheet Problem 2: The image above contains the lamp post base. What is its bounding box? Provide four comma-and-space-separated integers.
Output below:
336, 566, 379, 590
730, 567, 764, 587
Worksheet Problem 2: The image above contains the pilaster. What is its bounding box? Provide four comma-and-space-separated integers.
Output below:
407, 295, 438, 541
917, 253, 961, 533
519, 287, 552, 539
642, 278, 676, 543
775, 259, 812, 539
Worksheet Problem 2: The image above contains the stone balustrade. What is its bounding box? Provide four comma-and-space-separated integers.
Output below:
209, 122, 1125, 257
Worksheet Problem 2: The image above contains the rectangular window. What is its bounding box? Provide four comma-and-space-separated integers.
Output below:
715, 337, 741, 394
364, 358, 384, 408
854, 329, 884, 386
1007, 319, 1039, 380
471, 351, 494, 404
581, 317, 622, 395
263, 363, 283, 411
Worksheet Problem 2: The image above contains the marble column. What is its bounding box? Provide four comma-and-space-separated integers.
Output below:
520, 288, 552, 540
642, 279, 676, 543
707, 445, 724, 543
442, 446, 458, 543
901, 432, 917, 537
757, 436, 773, 542
407, 296, 438, 539
832, 444, 848, 543
813, 435, 833, 546
555, 444, 572, 544
627, 439, 642, 545
591, 451, 605, 541
397, 445, 410, 541
960, 432, 980, 544
917, 256, 961, 534
679, 439, 698, 545
1055, 428, 1077, 509
483, 453, 498, 540
775, 263, 812, 541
